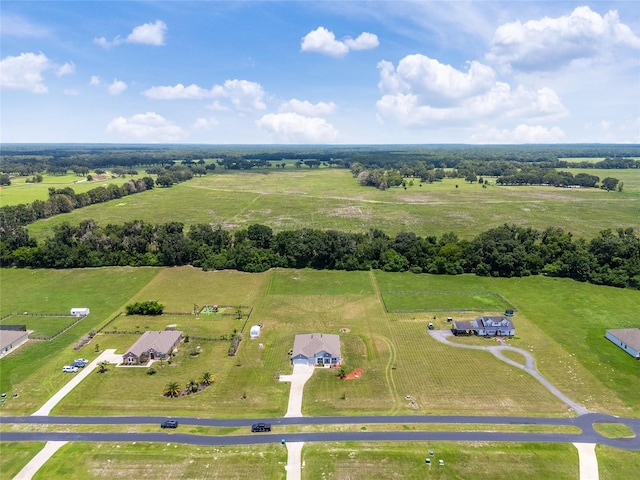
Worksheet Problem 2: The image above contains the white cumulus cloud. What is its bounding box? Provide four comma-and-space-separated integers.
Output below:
56, 62, 75, 77
257, 112, 339, 143
279, 99, 336, 116
89, 75, 101, 86
0, 52, 51, 93
192, 117, 219, 130
487, 6, 640, 71
376, 55, 567, 126
211, 79, 266, 111
468, 124, 565, 144
106, 112, 185, 142
107, 79, 127, 95
144, 83, 212, 99
95, 20, 167, 48
301, 27, 378, 57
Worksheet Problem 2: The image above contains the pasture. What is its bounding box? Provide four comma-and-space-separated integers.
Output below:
2, 267, 638, 418
25, 166, 640, 240
0, 315, 77, 339
0, 173, 133, 206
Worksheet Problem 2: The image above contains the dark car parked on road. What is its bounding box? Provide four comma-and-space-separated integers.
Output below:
161, 420, 178, 428
251, 422, 271, 432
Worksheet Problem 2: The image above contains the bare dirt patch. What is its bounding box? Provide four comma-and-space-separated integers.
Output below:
340, 328, 350, 333
344, 368, 363, 380
328, 206, 372, 219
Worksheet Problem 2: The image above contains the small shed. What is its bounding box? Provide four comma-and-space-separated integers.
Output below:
70, 308, 90, 317
250, 325, 261, 338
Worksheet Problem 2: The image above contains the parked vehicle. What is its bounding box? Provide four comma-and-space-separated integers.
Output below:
62, 366, 78, 373
75, 358, 89, 365
251, 422, 271, 432
72, 361, 86, 368
161, 420, 178, 428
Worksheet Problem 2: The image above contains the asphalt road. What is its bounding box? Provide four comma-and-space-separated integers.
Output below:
2, 413, 639, 450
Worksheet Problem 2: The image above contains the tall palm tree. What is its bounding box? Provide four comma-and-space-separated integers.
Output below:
199, 372, 215, 386
186, 379, 199, 394
164, 381, 182, 398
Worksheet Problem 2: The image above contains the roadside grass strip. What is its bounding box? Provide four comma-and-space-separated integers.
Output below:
302, 441, 579, 480
0, 441, 46, 480
0, 423, 583, 435
30, 442, 287, 480
593, 423, 636, 439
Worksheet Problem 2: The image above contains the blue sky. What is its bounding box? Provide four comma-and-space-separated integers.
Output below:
1, 1, 639, 144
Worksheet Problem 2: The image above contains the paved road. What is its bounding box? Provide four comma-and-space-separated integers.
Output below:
2, 413, 639, 450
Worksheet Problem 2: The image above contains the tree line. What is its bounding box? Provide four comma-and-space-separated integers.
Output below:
1, 221, 638, 290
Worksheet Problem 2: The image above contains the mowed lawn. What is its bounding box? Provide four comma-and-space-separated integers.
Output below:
0, 267, 161, 412
302, 441, 578, 480
26, 167, 640, 240
29, 442, 287, 480
3, 267, 638, 418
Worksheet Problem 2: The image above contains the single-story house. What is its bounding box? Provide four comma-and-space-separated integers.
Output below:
70, 307, 90, 317
249, 325, 261, 338
0, 330, 29, 357
122, 330, 183, 365
605, 329, 640, 359
291, 333, 341, 366
452, 316, 515, 337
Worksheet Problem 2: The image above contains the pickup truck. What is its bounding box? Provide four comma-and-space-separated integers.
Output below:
251, 422, 271, 432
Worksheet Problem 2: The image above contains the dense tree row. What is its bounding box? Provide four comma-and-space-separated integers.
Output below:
1, 221, 638, 290
3, 145, 639, 178
0, 165, 198, 238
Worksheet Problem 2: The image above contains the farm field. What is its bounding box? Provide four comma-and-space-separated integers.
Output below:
25, 167, 640, 240
1, 267, 638, 418
0, 173, 136, 206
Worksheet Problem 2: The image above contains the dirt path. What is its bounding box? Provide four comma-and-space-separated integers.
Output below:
428, 330, 591, 415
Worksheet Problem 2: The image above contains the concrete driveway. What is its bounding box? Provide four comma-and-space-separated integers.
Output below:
32, 349, 121, 416
279, 364, 315, 417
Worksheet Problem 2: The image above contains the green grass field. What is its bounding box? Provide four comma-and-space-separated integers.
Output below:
0, 315, 79, 339
25, 167, 640, 240
381, 291, 513, 312
0, 173, 137, 206
302, 441, 579, 479
2, 267, 638, 418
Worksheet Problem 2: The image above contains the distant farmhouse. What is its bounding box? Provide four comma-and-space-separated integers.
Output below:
452, 316, 515, 337
605, 329, 640, 359
291, 333, 341, 366
122, 330, 183, 365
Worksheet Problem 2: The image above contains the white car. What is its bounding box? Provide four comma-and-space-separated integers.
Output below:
62, 366, 78, 373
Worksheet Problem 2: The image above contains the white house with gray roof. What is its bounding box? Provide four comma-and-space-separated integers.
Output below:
291, 333, 341, 366
606, 329, 640, 359
122, 330, 183, 365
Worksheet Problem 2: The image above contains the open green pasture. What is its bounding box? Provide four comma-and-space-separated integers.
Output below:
302, 441, 578, 480
0, 173, 132, 206
0, 442, 47, 480
2, 267, 639, 418
0, 315, 76, 339
382, 291, 512, 312
0, 267, 160, 409
29, 441, 287, 480
106, 314, 242, 339
26, 167, 640, 240
596, 445, 640, 479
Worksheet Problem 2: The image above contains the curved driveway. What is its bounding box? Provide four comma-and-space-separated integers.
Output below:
428, 330, 591, 415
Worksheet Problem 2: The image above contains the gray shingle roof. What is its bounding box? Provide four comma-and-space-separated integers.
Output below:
292, 333, 340, 358
607, 328, 640, 350
125, 330, 183, 357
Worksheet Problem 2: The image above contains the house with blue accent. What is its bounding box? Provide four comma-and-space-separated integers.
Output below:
291, 333, 341, 366
606, 329, 640, 359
